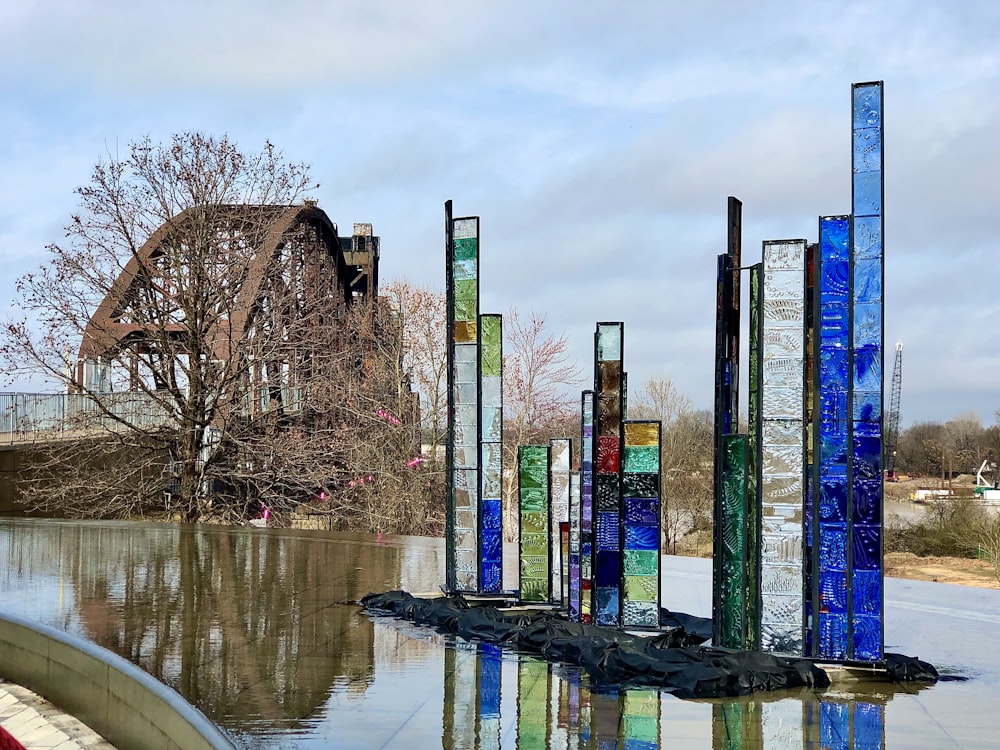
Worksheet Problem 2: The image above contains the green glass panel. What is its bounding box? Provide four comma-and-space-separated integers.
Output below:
746, 265, 763, 650
517, 660, 548, 748
624, 445, 659, 473
624, 575, 657, 602
453, 237, 478, 261
718, 434, 749, 649
480, 316, 501, 377
522, 533, 548, 555
521, 513, 546, 534
623, 550, 657, 576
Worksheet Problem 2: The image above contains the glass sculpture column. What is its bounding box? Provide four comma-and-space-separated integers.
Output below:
746, 263, 763, 651
594, 322, 624, 626
568, 470, 582, 620
717, 433, 749, 648
479, 313, 503, 592
849, 81, 885, 661
579, 390, 595, 623
814, 216, 851, 659
445, 202, 480, 592
519, 445, 550, 602
622, 420, 661, 628
549, 438, 572, 605
758, 239, 807, 654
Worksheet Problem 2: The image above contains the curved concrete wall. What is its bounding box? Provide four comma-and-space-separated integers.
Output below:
0, 612, 234, 750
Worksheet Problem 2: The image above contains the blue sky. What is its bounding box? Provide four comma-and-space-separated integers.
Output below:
1, 1, 997, 427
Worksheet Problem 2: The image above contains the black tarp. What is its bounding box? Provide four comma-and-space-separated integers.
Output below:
360, 590, 938, 698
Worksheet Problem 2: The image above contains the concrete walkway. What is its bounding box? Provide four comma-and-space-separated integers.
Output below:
0, 681, 114, 750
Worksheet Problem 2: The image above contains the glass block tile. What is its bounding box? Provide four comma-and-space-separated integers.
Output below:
624, 575, 658, 601
595, 550, 620, 586
760, 421, 801, 450
623, 550, 657, 576
853, 615, 882, 662
853, 570, 882, 616
818, 613, 848, 660
453, 257, 477, 281
761, 473, 802, 504
624, 422, 659, 446
852, 435, 881, 479
762, 387, 802, 420
624, 497, 659, 525
853, 125, 883, 174
624, 445, 659, 473
853, 345, 881, 391
455, 358, 477, 384
597, 324, 622, 362
853, 478, 881, 524
819, 477, 848, 522
819, 433, 848, 468
482, 527, 502, 559
622, 601, 659, 627
853, 171, 882, 216
624, 524, 658, 551
854, 258, 882, 304
521, 555, 548, 579
596, 475, 619, 511
760, 622, 802, 655
597, 435, 621, 473
762, 443, 803, 477
551, 439, 571, 470
481, 376, 501, 407
820, 217, 851, 260
623, 473, 659, 498
853, 304, 881, 346
764, 241, 805, 271
821, 259, 850, 300
454, 382, 476, 405
852, 524, 881, 571
520, 488, 546, 513
521, 533, 547, 556
853, 216, 883, 260
852, 390, 881, 425
482, 499, 502, 529
819, 570, 848, 612
853, 83, 882, 130
453, 446, 475, 468
763, 271, 803, 305
763, 356, 804, 389
596, 512, 619, 550
760, 565, 801, 596
820, 302, 849, 340
596, 587, 620, 626
819, 526, 848, 571
520, 579, 547, 603
820, 346, 849, 386
521, 512, 546, 534
481, 563, 501, 593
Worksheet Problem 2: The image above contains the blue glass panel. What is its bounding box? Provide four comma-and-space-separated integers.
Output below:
819, 569, 848, 611
853, 571, 882, 615
482, 499, 502, 529
596, 550, 619, 584
821, 217, 851, 260
820, 477, 848, 522
624, 497, 659, 525
596, 587, 620, 626
596, 513, 619, 550
482, 527, 502, 559
819, 526, 848, 571
820, 302, 849, 339
853, 216, 883, 260
819, 387, 849, 435
853, 390, 881, 424
854, 304, 881, 346
853, 171, 882, 216
853, 345, 881, 391
819, 615, 848, 660
854, 478, 881, 524
481, 563, 501, 592
624, 524, 658, 550
853, 126, 882, 174
822, 260, 850, 301
853, 435, 881, 479
854, 258, 882, 304
853, 615, 882, 661
853, 84, 882, 129
820, 347, 849, 386
853, 525, 881, 571
820, 433, 848, 467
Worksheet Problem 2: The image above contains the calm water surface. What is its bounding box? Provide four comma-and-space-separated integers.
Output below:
1, 518, 999, 748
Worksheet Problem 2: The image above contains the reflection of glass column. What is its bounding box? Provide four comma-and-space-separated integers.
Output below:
580, 391, 595, 623
622, 690, 659, 750
621, 421, 661, 629
443, 643, 479, 749
804, 699, 885, 750
849, 81, 884, 662
446, 203, 480, 593
568, 471, 582, 620
517, 659, 550, 749
589, 689, 623, 750
478, 644, 502, 750
519, 446, 550, 602
759, 239, 807, 655
712, 701, 763, 750
480, 314, 503, 592
549, 439, 572, 605
594, 322, 624, 627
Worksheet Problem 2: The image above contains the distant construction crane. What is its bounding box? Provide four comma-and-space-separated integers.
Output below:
884, 340, 903, 480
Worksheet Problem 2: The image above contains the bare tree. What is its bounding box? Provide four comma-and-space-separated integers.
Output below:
1, 133, 408, 524
501, 310, 584, 539
630, 376, 713, 552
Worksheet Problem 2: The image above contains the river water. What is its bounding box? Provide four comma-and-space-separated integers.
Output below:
2, 518, 999, 748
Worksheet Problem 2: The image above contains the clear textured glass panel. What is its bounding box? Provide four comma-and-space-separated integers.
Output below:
761, 474, 802, 504
762, 443, 803, 477
854, 258, 882, 305
853, 171, 882, 217
760, 622, 802, 655
455, 359, 477, 384
597, 323, 622, 361
452, 257, 477, 280
452, 218, 478, 241
456, 405, 478, 432
762, 388, 802, 419
763, 420, 801, 446
762, 357, 802, 388
622, 601, 659, 627
760, 566, 801, 597
763, 298, 805, 329
854, 216, 883, 260
763, 330, 803, 361
481, 405, 502, 441
764, 241, 805, 271
455, 382, 477, 405
551, 439, 570, 470
853, 126, 882, 174
853, 303, 881, 345
455, 343, 477, 364
453, 446, 475, 468
481, 375, 501, 405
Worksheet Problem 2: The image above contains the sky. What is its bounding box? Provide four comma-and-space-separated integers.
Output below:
1, 0, 997, 428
